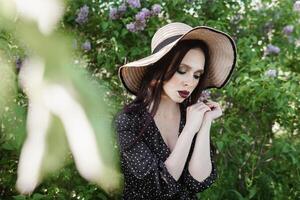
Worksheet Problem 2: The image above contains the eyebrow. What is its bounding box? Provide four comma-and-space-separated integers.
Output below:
180, 63, 204, 73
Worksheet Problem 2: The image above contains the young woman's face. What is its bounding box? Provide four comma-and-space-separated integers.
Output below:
162, 48, 205, 103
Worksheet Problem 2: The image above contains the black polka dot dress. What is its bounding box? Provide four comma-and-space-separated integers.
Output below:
115, 103, 218, 200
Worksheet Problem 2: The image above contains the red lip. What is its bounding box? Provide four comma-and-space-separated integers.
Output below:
178, 90, 190, 98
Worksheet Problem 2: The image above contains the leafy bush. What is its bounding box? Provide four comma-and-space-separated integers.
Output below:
1, 0, 299, 199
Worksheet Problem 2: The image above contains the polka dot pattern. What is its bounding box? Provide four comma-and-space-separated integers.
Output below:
115, 103, 218, 199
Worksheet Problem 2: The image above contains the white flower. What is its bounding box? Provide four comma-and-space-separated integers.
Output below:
293, 1, 300, 12
14, 0, 64, 35
16, 57, 119, 194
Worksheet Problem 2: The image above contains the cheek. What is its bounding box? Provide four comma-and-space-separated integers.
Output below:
192, 80, 199, 88
169, 75, 181, 85
164, 75, 181, 88
190, 80, 199, 92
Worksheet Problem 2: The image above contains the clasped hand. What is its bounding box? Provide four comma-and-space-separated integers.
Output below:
202, 99, 223, 122
185, 99, 223, 134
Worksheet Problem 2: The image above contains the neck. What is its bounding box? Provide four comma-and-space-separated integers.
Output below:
149, 94, 180, 117
160, 94, 178, 110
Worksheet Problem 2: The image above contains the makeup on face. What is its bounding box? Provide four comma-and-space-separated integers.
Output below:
177, 63, 204, 78
163, 48, 205, 103
178, 90, 189, 98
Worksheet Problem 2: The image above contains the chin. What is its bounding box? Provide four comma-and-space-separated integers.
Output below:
172, 97, 185, 103
178, 98, 185, 103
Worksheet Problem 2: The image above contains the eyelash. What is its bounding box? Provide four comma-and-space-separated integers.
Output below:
177, 69, 201, 79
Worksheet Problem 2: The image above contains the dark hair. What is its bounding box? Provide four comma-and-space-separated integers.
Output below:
120, 39, 210, 151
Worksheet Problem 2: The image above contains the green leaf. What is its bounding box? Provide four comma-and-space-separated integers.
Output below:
216, 140, 224, 151
13, 195, 27, 200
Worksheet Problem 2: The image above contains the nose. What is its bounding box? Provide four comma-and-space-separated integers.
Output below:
183, 74, 195, 87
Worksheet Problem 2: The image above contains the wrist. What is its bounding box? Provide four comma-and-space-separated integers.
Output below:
182, 126, 198, 137
203, 115, 213, 123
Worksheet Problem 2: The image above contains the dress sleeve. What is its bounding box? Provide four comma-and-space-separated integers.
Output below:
115, 113, 182, 198
181, 141, 218, 193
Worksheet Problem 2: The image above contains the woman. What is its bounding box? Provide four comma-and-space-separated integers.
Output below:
115, 22, 237, 199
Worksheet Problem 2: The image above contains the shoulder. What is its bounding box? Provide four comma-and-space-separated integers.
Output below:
115, 102, 146, 130
115, 111, 135, 132
114, 103, 147, 150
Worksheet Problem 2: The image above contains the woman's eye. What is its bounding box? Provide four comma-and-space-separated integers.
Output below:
194, 75, 201, 79
176, 69, 186, 74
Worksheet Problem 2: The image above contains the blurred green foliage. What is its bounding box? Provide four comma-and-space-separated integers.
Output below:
1, 0, 300, 199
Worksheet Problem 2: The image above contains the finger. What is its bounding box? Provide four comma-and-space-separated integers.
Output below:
199, 105, 211, 111
205, 102, 219, 108
197, 103, 210, 109
202, 108, 211, 113
205, 100, 218, 105
194, 102, 206, 108
205, 100, 217, 105
206, 105, 215, 110
206, 99, 215, 102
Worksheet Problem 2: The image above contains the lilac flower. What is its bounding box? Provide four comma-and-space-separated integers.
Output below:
135, 8, 152, 22
151, 4, 162, 15
118, 3, 127, 15
127, 0, 141, 8
265, 44, 280, 55
109, 3, 127, 20
264, 69, 277, 78
198, 90, 211, 102
141, 8, 151, 18
282, 25, 294, 35
135, 11, 147, 21
134, 20, 147, 31
82, 40, 91, 51
109, 7, 119, 20
293, 1, 300, 12
126, 22, 136, 32
75, 5, 89, 25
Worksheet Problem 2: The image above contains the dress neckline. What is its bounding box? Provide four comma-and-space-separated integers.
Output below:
144, 104, 186, 153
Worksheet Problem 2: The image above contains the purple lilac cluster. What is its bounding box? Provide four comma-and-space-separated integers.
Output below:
109, 3, 127, 20
264, 69, 277, 78
282, 25, 294, 36
126, 4, 162, 32
127, 0, 141, 8
109, 1, 162, 32
266, 2, 299, 56
75, 5, 89, 25
293, 1, 300, 12
82, 40, 91, 51
198, 90, 211, 102
265, 44, 280, 55
151, 4, 162, 15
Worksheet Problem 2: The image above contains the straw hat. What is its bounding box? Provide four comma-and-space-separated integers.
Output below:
118, 22, 237, 95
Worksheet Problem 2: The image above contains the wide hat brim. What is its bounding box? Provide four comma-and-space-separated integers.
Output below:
118, 25, 237, 96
